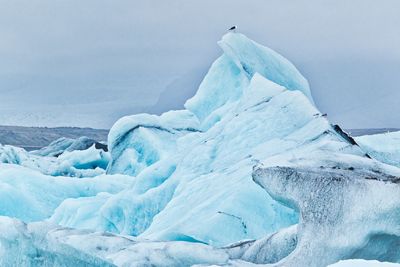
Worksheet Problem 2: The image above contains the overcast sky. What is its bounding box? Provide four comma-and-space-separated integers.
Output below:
0, 0, 399, 129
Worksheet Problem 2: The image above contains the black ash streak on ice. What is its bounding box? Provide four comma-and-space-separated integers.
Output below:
249, 166, 400, 266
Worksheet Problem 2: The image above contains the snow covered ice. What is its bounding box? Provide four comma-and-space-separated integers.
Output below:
356, 131, 400, 168
32, 136, 108, 157
0, 141, 110, 178
0, 32, 399, 266
0, 164, 132, 222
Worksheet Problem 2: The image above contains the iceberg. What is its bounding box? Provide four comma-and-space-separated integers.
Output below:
0, 32, 399, 266
32, 136, 108, 157
49, 32, 391, 251
0, 142, 110, 177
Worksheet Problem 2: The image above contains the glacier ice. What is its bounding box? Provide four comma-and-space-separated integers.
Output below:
356, 131, 400, 168
0, 216, 231, 267
0, 142, 110, 177
240, 224, 298, 264
185, 32, 313, 124
32, 136, 107, 157
107, 110, 200, 176
251, 166, 400, 266
0, 32, 399, 266
49, 33, 398, 250
1, 213, 398, 267
0, 164, 132, 222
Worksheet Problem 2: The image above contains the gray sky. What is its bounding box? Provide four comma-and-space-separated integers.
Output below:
0, 0, 399, 129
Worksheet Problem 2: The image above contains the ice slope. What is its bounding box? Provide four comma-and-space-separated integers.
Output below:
250, 166, 400, 267
0, 143, 110, 177
50, 33, 377, 247
0, 164, 132, 222
356, 131, 400, 168
31, 137, 76, 156
0, 216, 231, 267
185, 32, 313, 123
2, 208, 398, 267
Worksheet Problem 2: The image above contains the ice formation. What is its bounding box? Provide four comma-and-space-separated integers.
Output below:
0, 32, 399, 266
0, 216, 232, 267
32, 136, 108, 157
356, 131, 400, 168
251, 166, 400, 266
0, 142, 110, 177
0, 164, 132, 222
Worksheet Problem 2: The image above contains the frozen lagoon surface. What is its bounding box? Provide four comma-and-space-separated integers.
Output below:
0, 33, 399, 266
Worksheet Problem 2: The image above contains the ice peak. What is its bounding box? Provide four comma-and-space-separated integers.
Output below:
185, 33, 314, 124
219, 32, 313, 103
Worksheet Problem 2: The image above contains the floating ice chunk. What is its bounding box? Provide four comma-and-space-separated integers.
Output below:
31, 137, 75, 157
241, 224, 298, 264
0, 143, 110, 177
32, 136, 107, 157
57, 144, 110, 171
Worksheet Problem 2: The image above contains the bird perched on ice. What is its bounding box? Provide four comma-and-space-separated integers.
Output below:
227, 25, 237, 32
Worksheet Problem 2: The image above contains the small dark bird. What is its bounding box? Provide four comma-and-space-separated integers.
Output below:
228, 26, 237, 32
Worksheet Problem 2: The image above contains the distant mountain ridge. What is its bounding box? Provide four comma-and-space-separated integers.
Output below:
0, 125, 108, 151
